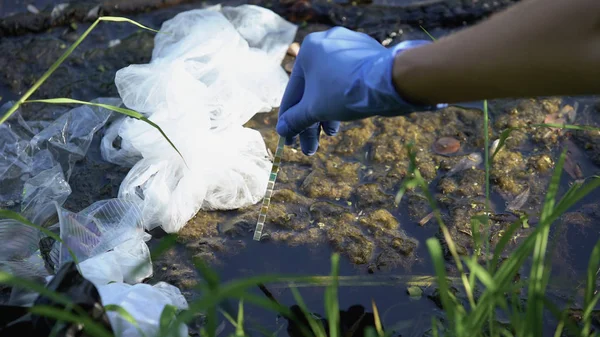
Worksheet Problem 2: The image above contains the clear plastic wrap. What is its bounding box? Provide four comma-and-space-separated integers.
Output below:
102, 5, 297, 233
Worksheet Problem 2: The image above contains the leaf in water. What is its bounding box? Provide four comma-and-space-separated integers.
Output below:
446, 153, 483, 177
506, 187, 530, 212
407, 286, 423, 299
564, 103, 578, 124
418, 212, 434, 226
543, 112, 566, 130
564, 140, 585, 180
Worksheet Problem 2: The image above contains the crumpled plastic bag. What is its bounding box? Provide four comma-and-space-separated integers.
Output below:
0, 219, 49, 282
0, 98, 118, 223
101, 5, 297, 233
53, 199, 153, 283
78, 236, 152, 285
98, 281, 189, 337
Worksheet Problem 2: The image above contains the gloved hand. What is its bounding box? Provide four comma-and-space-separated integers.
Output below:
276, 27, 441, 155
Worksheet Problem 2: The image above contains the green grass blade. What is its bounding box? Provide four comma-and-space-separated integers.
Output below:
419, 25, 437, 41
541, 296, 583, 337
157, 304, 179, 337
29, 305, 114, 337
0, 16, 160, 126
371, 300, 384, 337
491, 127, 517, 161
464, 258, 496, 293
25, 98, 186, 165
491, 219, 523, 272
105, 304, 147, 337
550, 177, 600, 224
0, 19, 99, 125
325, 254, 340, 337
582, 238, 600, 336
220, 307, 238, 327
426, 238, 458, 332
290, 286, 328, 337
98, 16, 160, 33
0, 271, 71, 305
236, 300, 245, 337
524, 148, 567, 337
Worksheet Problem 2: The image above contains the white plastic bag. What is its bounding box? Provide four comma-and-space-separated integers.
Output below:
102, 5, 297, 233
98, 282, 189, 337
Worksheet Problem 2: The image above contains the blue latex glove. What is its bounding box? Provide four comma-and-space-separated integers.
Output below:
276, 27, 442, 155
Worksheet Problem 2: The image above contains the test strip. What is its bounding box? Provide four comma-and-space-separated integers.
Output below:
253, 136, 286, 241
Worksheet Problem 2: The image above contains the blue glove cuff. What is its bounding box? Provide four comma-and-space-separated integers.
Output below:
355, 39, 447, 117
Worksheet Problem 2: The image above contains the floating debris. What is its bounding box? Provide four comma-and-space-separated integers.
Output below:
287, 42, 300, 57
432, 137, 460, 155
51, 3, 69, 20
108, 39, 121, 48
564, 102, 578, 124
506, 186, 530, 212
418, 212, 434, 226
564, 153, 584, 180
86, 5, 100, 20
490, 139, 500, 156
26, 4, 40, 14
446, 152, 483, 177
407, 285, 423, 298
543, 103, 577, 136
564, 139, 585, 180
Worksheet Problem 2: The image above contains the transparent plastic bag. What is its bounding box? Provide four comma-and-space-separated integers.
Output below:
0, 103, 35, 207
103, 5, 296, 233
31, 97, 119, 180
98, 282, 189, 337
21, 163, 71, 226
0, 219, 50, 286
55, 199, 148, 266
100, 117, 142, 167
77, 237, 151, 286
0, 98, 115, 220
221, 4, 298, 63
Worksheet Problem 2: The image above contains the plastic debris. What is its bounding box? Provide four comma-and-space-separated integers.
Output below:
26, 5, 40, 14
30, 98, 118, 181
0, 98, 118, 215
1, 4, 288, 336
101, 5, 297, 233
0, 219, 49, 282
98, 281, 189, 337
446, 153, 483, 177
51, 3, 70, 20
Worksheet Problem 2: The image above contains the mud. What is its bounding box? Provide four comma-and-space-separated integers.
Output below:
1, 0, 520, 39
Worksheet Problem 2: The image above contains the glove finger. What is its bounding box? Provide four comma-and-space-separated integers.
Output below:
285, 135, 297, 146
279, 70, 305, 114
299, 123, 321, 156
321, 121, 341, 136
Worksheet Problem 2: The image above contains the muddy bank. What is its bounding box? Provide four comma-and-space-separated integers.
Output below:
0, 0, 520, 38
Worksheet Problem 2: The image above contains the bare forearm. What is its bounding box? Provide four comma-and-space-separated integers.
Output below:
392, 0, 600, 105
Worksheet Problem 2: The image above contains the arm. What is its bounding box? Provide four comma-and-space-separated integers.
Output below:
393, 0, 600, 105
